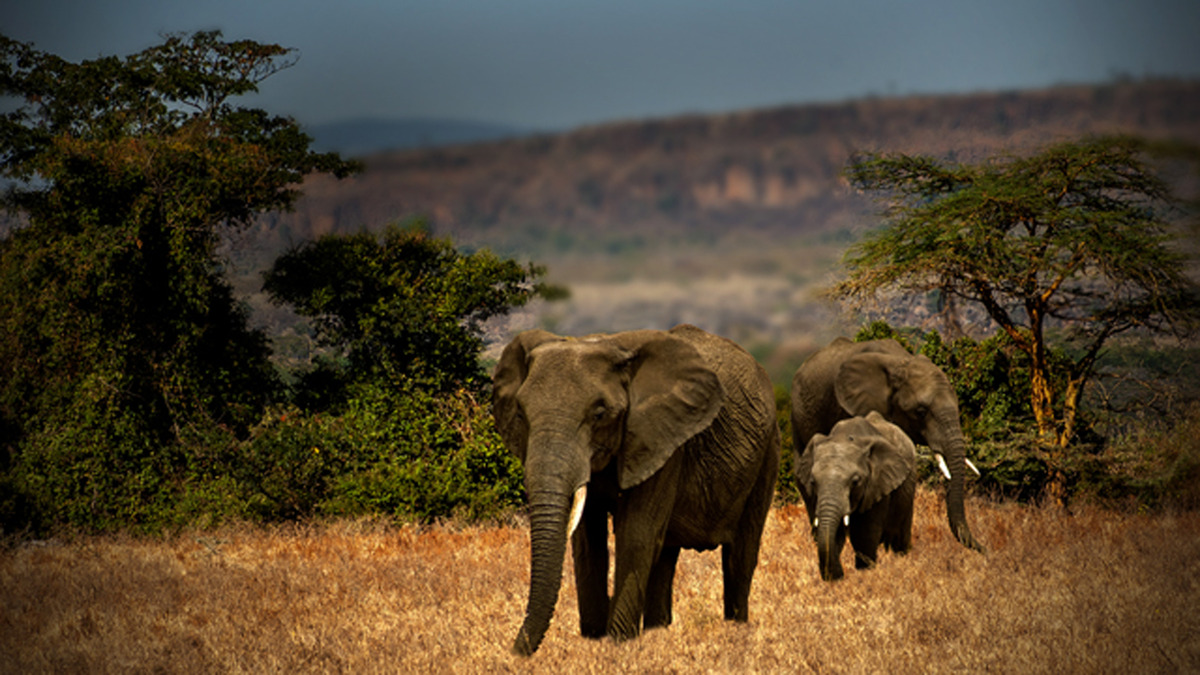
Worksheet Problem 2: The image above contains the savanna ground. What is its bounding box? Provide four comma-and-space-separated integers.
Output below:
3, 489, 1198, 674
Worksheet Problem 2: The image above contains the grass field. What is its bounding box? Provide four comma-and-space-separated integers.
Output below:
3, 488, 1198, 673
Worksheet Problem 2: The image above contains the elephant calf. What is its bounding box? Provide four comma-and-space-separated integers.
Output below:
795, 411, 916, 581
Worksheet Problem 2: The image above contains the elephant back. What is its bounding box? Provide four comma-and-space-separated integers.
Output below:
791, 337, 856, 449
669, 324, 775, 439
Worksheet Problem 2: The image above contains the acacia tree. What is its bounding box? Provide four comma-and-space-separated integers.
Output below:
0, 31, 358, 530
836, 136, 1200, 503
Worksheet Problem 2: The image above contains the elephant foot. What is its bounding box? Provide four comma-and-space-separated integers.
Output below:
854, 551, 878, 570
643, 613, 673, 630
956, 526, 987, 554
819, 567, 845, 582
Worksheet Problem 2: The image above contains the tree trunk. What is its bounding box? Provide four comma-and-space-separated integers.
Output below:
1057, 374, 1086, 450
1029, 348, 1058, 443
1027, 331, 1068, 509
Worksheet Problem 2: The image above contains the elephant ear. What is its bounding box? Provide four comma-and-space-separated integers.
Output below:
492, 330, 563, 463
795, 434, 824, 490
609, 330, 725, 489
860, 411, 916, 509
835, 352, 904, 417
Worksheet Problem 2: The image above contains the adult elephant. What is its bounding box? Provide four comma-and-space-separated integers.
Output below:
796, 411, 917, 580
791, 338, 984, 552
494, 324, 780, 656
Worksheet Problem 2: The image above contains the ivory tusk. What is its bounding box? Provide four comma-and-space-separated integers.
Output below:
965, 457, 981, 476
813, 517, 819, 528
843, 515, 850, 527
567, 484, 587, 539
935, 453, 952, 480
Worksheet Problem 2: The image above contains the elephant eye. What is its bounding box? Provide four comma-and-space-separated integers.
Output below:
591, 403, 608, 421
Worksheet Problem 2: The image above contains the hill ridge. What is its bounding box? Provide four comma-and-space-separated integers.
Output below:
259, 79, 1200, 254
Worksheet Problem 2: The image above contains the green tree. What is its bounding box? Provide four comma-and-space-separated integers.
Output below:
836, 136, 1200, 504
0, 31, 358, 531
263, 220, 563, 398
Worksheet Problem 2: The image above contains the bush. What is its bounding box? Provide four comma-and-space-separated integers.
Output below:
235, 382, 524, 524
1075, 403, 1200, 511
6, 372, 180, 534
774, 384, 801, 503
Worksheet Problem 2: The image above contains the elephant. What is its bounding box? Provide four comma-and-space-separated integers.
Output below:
796, 411, 917, 580
791, 338, 984, 552
494, 324, 780, 655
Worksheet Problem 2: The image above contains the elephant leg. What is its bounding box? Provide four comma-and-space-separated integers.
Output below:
723, 439, 778, 621
644, 544, 680, 629
883, 475, 916, 554
609, 459, 682, 641
572, 499, 610, 639
849, 500, 887, 570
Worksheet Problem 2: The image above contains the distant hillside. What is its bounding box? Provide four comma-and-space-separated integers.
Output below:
240, 80, 1200, 373
305, 118, 529, 157
261, 79, 1200, 261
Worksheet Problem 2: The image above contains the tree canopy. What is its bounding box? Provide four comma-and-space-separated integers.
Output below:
263, 220, 563, 397
0, 31, 359, 530
836, 136, 1200, 502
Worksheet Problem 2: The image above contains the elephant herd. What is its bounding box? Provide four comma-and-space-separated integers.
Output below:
494, 324, 984, 656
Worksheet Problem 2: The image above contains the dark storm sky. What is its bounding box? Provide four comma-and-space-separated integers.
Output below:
5, 0, 1199, 131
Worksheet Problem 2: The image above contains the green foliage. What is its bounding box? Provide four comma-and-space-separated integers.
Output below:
851, 320, 918, 350
851, 321, 1199, 506
0, 31, 553, 535
1076, 403, 1200, 511
235, 383, 524, 523
839, 137, 1200, 504
264, 220, 560, 395
12, 377, 169, 533
853, 322, 1069, 501
0, 31, 358, 534
774, 384, 800, 503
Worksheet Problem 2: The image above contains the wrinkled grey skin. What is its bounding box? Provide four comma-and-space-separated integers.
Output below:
495, 324, 780, 656
791, 338, 983, 552
796, 411, 916, 581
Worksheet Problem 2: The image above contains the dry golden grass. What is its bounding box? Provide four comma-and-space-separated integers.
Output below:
3, 488, 1198, 673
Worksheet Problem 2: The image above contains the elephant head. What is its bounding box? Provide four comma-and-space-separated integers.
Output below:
833, 346, 983, 551
797, 412, 915, 580
493, 329, 724, 655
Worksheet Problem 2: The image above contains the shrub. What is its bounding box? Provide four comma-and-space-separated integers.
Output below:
235, 382, 524, 524
1075, 403, 1200, 511
7, 372, 182, 534
774, 384, 801, 503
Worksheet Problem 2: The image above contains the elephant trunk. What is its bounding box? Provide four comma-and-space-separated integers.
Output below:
932, 411, 985, 553
815, 502, 846, 581
512, 490, 571, 656
512, 431, 590, 656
